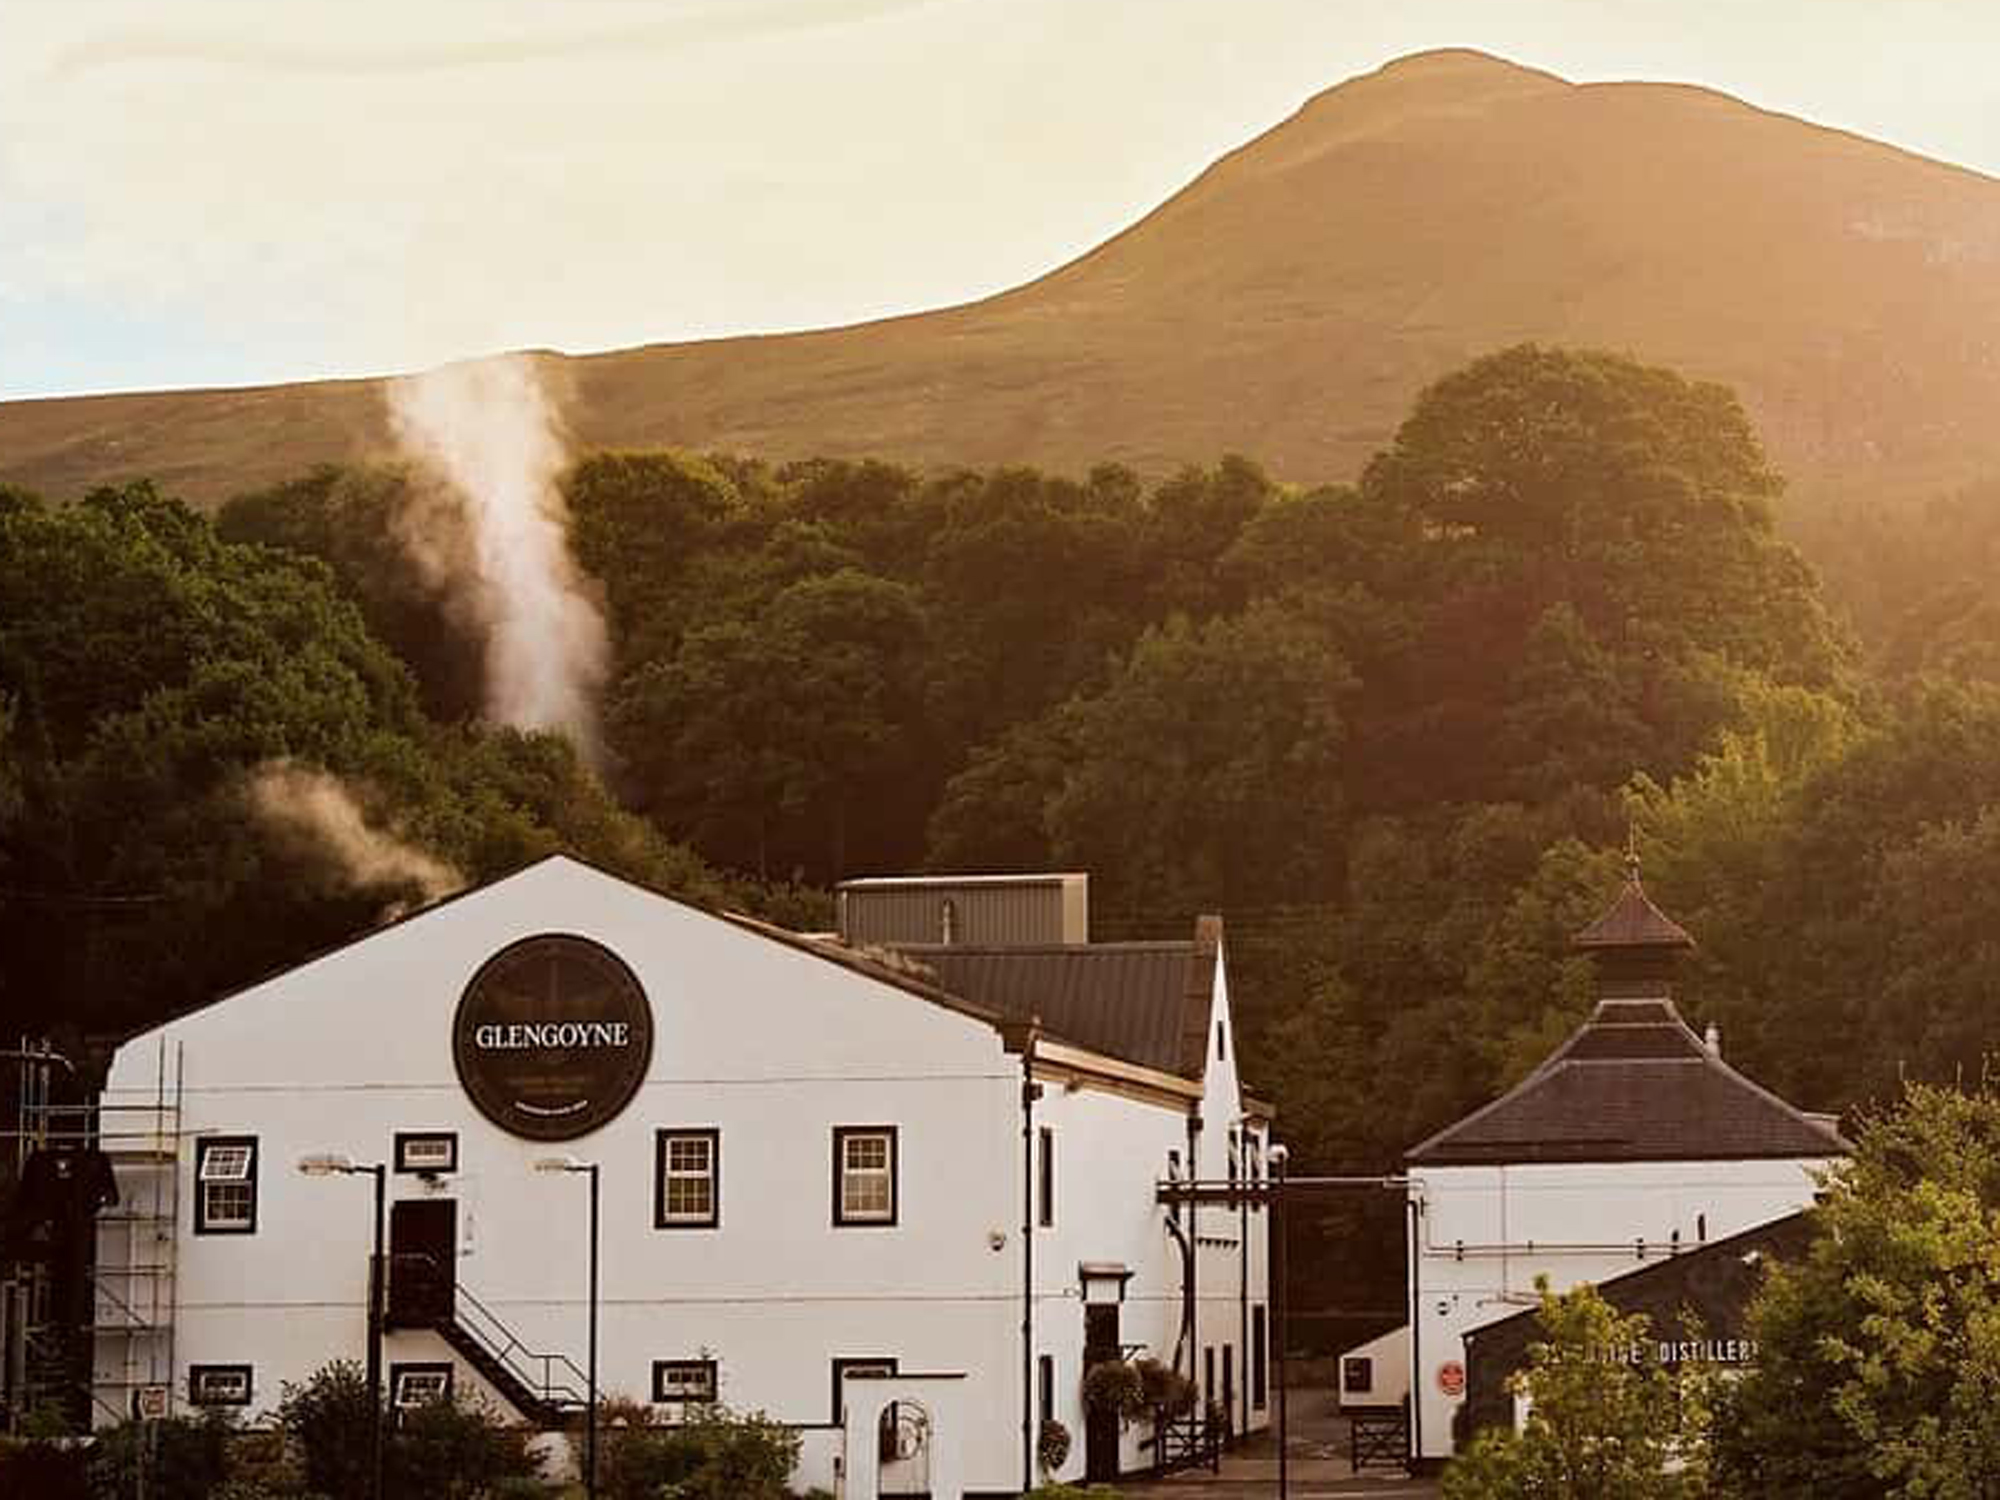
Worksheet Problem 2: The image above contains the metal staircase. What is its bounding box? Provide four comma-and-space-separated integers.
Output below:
386, 1251, 590, 1426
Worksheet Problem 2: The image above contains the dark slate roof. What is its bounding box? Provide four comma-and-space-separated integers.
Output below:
897, 930, 1217, 1080
1406, 998, 1849, 1166
1573, 876, 1696, 952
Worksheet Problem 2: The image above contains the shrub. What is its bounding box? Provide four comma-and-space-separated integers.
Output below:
278, 1360, 374, 1499
1134, 1357, 1196, 1417
278, 1359, 540, 1499
1026, 1486, 1120, 1499
388, 1393, 541, 1498
88, 1411, 233, 1500
1081, 1361, 1146, 1426
590, 1399, 799, 1500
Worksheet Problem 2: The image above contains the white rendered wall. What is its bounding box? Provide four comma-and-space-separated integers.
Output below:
1406, 1156, 1837, 1460
93, 857, 1263, 1492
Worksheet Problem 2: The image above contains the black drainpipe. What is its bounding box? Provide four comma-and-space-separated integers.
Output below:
1185, 1112, 1201, 1391
1407, 1194, 1422, 1463
1021, 1021, 1041, 1495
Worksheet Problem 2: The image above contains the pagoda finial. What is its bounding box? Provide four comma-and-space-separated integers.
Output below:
1624, 821, 1642, 884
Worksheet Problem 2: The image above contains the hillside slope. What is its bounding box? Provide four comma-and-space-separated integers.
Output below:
5, 48, 2000, 506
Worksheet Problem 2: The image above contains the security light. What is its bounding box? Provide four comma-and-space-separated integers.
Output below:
534, 1155, 589, 1174
297, 1152, 357, 1176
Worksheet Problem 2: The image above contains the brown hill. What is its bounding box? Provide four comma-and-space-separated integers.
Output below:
6, 48, 2000, 508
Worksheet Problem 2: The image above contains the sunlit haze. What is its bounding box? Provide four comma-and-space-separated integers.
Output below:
3, 0, 1996, 399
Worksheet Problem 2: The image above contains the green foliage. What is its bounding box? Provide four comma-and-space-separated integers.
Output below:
277, 1360, 375, 1499
88, 1413, 234, 1500
1443, 1279, 1708, 1499
1712, 1080, 2000, 1498
1080, 1361, 1147, 1426
589, 1396, 800, 1500
387, 1393, 542, 1499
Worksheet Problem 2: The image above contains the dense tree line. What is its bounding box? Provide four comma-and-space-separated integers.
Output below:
0, 481, 804, 1051
23, 342, 2000, 1345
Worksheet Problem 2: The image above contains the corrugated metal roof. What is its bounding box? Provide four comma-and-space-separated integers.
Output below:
901, 942, 1202, 1078
1407, 997, 1848, 1166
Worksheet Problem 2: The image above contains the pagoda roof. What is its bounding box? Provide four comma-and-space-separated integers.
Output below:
1572, 871, 1696, 952
1406, 997, 1848, 1166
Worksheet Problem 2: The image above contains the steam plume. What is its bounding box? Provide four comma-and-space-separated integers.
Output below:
385, 354, 610, 761
246, 759, 465, 914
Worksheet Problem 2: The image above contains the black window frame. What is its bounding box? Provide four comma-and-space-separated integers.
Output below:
393, 1132, 459, 1175
832, 1125, 899, 1227
1253, 1306, 1268, 1409
831, 1356, 899, 1421
651, 1358, 718, 1406
1037, 1126, 1055, 1228
188, 1363, 253, 1407
390, 1361, 455, 1408
193, 1136, 258, 1236
654, 1128, 722, 1230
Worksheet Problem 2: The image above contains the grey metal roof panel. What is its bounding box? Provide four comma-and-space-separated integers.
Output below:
900, 942, 1199, 1077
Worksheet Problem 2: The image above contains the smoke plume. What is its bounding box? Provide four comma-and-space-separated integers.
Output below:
245, 759, 465, 914
385, 353, 610, 762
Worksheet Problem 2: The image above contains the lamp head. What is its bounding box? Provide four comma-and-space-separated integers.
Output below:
534, 1155, 588, 1174
297, 1153, 356, 1177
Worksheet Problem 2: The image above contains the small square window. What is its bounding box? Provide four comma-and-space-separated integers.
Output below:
395, 1133, 458, 1175
655, 1129, 720, 1229
1344, 1356, 1373, 1395
834, 1127, 898, 1226
189, 1364, 252, 1407
392, 1363, 454, 1408
652, 1359, 718, 1406
195, 1137, 257, 1234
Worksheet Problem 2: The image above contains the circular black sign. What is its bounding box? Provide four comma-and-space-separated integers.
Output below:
452, 934, 654, 1141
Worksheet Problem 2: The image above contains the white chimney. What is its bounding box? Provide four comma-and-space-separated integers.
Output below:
1703, 1022, 1722, 1056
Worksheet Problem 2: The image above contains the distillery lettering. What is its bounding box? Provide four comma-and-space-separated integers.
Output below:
1583, 1338, 1758, 1367
472, 1021, 634, 1051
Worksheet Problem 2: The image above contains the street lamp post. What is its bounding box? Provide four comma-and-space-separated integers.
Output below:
535, 1157, 600, 1500
298, 1154, 387, 1500
1270, 1142, 1290, 1500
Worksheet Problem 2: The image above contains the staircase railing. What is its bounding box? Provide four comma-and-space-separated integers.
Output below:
387, 1253, 590, 1412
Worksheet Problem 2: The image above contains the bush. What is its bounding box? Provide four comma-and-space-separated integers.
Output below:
589, 1397, 799, 1500
1081, 1361, 1146, 1426
0, 1437, 88, 1500
1026, 1486, 1121, 1499
388, 1393, 541, 1498
88, 1411, 233, 1500
278, 1360, 374, 1499
278, 1359, 541, 1499
1134, 1357, 1196, 1417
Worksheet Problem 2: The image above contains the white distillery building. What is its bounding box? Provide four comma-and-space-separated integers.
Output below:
1340, 865, 1847, 1468
87, 857, 1272, 1495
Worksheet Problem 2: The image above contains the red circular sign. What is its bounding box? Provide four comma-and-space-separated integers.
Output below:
1437, 1361, 1466, 1397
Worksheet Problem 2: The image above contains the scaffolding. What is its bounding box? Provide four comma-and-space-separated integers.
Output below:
3, 1034, 182, 1431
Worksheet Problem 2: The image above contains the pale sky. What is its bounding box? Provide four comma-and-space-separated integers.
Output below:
3, 0, 1997, 401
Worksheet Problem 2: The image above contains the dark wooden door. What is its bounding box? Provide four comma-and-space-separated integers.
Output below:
1222, 1345, 1235, 1437
388, 1199, 455, 1326
1084, 1303, 1121, 1482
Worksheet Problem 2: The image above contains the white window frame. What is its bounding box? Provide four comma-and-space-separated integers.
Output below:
655, 1129, 720, 1229
189, 1364, 252, 1406
394, 1132, 458, 1175
834, 1126, 898, 1226
652, 1358, 718, 1406
392, 1364, 454, 1408
195, 1137, 257, 1234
